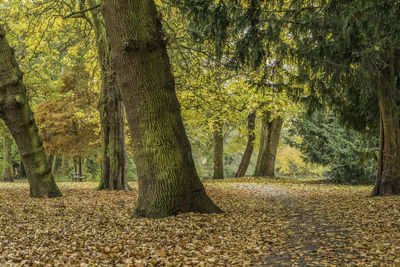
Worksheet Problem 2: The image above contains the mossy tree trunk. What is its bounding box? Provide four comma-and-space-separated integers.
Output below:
371, 48, 400, 196
212, 121, 224, 179
0, 26, 61, 197
88, 0, 129, 190
102, 0, 222, 218
235, 111, 256, 178
3, 132, 13, 182
254, 114, 283, 177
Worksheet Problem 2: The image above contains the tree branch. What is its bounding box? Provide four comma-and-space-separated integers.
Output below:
62, 4, 101, 19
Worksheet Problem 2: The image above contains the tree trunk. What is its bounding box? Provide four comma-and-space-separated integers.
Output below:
51, 155, 62, 175
235, 111, 256, 178
254, 113, 270, 174
212, 121, 224, 179
102, 0, 222, 218
78, 157, 82, 178
371, 49, 400, 196
18, 161, 25, 178
0, 26, 61, 197
3, 132, 13, 182
254, 116, 283, 177
88, 0, 129, 191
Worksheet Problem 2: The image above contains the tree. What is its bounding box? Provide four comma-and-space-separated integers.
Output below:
2, 0, 129, 190
286, 111, 378, 184
0, 25, 61, 197
234, 110, 256, 177
212, 121, 224, 179
35, 63, 99, 159
3, 129, 13, 182
254, 113, 283, 177
283, 0, 400, 195
86, 0, 129, 190
102, 0, 222, 218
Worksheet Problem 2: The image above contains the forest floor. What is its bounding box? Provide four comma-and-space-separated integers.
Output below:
0, 177, 399, 266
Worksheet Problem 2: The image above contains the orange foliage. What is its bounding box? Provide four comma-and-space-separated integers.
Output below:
35, 63, 99, 158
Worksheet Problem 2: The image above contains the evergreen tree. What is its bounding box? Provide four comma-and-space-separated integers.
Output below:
175, 0, 400, 195
286, 111, 378, 184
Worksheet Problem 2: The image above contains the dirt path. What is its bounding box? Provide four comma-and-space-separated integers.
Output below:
226, 183, 365, 266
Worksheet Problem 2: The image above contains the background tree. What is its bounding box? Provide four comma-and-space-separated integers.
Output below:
285, 111, 378, 184
0, 25, 61, 197
234, 110, 256, 177
35, 63, 100, 179
283, 0, 399, 195
1, 0, 129, 189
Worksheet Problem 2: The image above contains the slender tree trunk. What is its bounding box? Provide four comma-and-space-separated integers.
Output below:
88, 0, 129, 190
254, 116, 283, 177
3, 132, 13, 182
0, 26, 61, 197
212, 121, 224, 179
18, 161, 25, 178
51, 155, 62, 175
235, 111, 256, 178
102, 0, 222, 218
371, 49, 400, 196
78, 157, 82, 178
73, 158, 78, 175
254, 113, 270, 174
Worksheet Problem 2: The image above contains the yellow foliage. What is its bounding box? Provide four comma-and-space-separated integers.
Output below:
276, 145, 326, 177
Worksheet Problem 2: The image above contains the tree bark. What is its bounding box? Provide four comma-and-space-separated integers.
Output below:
0, 26, 61, 197
371, 49, 400, 196
212, 121, 224, 179
78, 157, 82, 178
18, 161, 25, 178
88, 0, 129, 190
235, 111, 256, 178
102, 0, 222, 218
254, 113, 270, 174
3, 132, 13, 182
254, 115, 283, 177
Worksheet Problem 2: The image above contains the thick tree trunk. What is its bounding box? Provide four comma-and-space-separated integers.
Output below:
371, 113, 384, 196
254, 116, 283, 177
102, 0, 222, 218
212, 122, 224, 179
0, 26, 61, 197
371, 49, 400, 196
235, 111, 256, 178
88, 0, 129, 190
3, 132, 13, 182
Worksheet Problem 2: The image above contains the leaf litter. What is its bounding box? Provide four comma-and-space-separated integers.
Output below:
0, 178, 399, 266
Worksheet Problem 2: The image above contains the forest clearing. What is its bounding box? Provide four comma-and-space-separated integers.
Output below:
0, 178, 399, 266
1, 0, 400, 266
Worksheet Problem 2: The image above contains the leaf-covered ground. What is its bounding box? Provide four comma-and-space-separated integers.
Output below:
0, 178, 399, 266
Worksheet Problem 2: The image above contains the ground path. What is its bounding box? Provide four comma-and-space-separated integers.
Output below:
220, 180, 394, 266
0, 178, 399, 266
